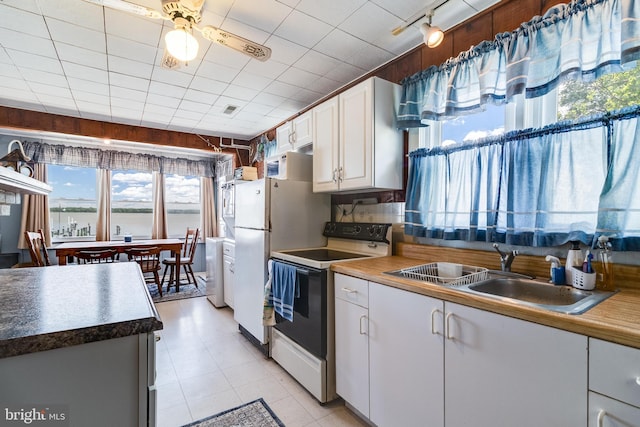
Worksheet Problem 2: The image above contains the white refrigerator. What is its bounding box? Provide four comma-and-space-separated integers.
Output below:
233, 178, 331, 346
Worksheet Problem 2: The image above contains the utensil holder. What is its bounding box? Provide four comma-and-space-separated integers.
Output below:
572, 267, 596, 290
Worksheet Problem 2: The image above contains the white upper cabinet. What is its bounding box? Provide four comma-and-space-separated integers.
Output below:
312, 77, 403, 193
275, 110, 314, 154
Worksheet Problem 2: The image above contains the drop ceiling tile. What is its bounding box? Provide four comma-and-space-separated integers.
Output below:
170, 117, 200, 128
324, 61, 366, 83
252, 91, 287, 107
29, 82, 72, 98
345, 42, 395, 71
189, 76, 229, 95
369, 0, 427, 21
44, 105, 80, 116
339, 2, 404, 45
0, 49, 12, 65
464, 0, 501, 13
144, 103, 178, 116
36, 92, 75, 105
305, 76, 343, 94
215, 17, 270, 45
0, 76, 30, 91
38, 0, 105, 32
277, 67, 321, 87
148, 81, 186, 99
0, 65, 23, 80
264, 80, 302, 98
314, 29, 367, 62
273, 10, 333, 49
222, 85, 259, 101
45, 17, 106, 52
141, 112, 174, 124
112, 107, 143, 121
288, 87, 323, 104
232, 71, 273, 91
182, 89, 217, 104
5, 0, 39, 14
67, 77, 110, 96
109, 72, 150, 92
146, 93, 182, 108
63, 62, 109, 84
0, 4, 49, 38
213, 95, 248, 110
0, 95, 41, 108
151, 67, 194, 88
21, 68, 68, 88
227, 0, 292, 33
178, 99, 211, 113
434, 1, 476, 31
242, 56, 290, 80
0, 28, 57, 58
295, 0, 367, 25
56, 43, 108, 69
241, 103, 275, 115
197, 61, 241, 84
201, 0, 234, 19
72, 90, 110, 105
80, 111, 112, 121
6, 49, 64, 74
108, 56, 154, 79
111, 86, 147, 103
294, 50, 342, 76
202, 44, 251, 70
75, 100, 111, 115
106, 34, 158, 64
111, 96, 145, 111
104, 8, 163, 47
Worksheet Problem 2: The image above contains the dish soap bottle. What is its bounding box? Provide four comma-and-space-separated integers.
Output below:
565, 241, 583, 286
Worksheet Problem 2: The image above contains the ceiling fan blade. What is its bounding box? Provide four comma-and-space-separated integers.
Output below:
199, 25, 272, 62
82, 0, 165, 20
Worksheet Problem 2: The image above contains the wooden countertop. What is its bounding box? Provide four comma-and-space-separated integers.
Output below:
332, 256, 640, 349
0, 263, 163, 358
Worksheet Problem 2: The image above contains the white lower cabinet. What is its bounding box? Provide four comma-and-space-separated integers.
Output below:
588, 338, 640, 427
335, 274, 370, 417
369, 282, 444, 427
444, 302, 588, 427
335, 274, 589, 427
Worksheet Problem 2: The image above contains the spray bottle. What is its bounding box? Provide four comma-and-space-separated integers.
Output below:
565, 241, 583, 286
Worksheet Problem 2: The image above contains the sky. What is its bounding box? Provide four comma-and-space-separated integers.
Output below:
441, 103, 506, 146
48, 166, 200, 208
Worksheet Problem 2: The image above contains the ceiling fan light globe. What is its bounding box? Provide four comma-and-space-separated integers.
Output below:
165, 28, 199, 61
420, 23, 444, 48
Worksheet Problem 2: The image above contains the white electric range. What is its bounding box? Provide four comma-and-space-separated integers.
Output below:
269, 222, 392, 403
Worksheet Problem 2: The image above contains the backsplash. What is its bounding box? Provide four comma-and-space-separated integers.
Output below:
0, 190, 19, 216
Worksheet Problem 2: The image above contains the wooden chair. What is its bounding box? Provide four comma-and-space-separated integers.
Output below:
125, 246, 162, 297
161, 228, 200, 292
75, 249, 118, 264
24, 229, 51, 267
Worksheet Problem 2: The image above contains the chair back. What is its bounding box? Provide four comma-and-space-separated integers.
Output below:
183, 228, 200, 261
125, 246, 161, 273
24, 230, 51, 267
76, 249, 118, 264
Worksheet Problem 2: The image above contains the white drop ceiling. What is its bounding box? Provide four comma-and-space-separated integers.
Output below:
0, 0, 500, 141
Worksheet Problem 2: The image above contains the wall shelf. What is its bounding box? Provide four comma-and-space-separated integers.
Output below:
0, 166, 51, 195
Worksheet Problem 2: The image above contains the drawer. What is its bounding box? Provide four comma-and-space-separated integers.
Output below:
589, 338, 640, 407
589, 392, 640, 427
223, 241, 235, 257
335, 273, 368, 308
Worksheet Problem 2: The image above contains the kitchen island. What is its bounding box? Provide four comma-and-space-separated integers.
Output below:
0, 262, 163, 426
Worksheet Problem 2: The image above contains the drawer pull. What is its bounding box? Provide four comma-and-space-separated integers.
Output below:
341, 287, 357, 294
597, 410, 606, 427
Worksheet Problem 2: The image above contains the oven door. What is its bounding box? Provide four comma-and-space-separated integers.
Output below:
272, 260, 327, 359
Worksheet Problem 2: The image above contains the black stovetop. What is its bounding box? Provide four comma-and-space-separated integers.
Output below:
280, 248, 370, 262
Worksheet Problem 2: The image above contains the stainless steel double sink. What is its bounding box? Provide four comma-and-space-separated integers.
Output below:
384, 267, 616, 315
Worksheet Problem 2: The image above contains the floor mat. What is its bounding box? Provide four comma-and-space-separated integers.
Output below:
181, 398, 285, 427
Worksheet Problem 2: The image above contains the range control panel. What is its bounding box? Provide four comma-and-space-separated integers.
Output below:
322, 222, 391, 243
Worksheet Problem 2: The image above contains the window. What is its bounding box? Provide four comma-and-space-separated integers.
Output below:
111, 170, 153, 239
558, 64, 640, 121
165, 174, 200, 238
48, 165, 97, 240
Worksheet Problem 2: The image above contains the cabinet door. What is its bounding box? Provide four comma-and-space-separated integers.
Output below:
445, 302, 588, 427
369, 282, 444, 427
334, 276, 369, 417
276, 121, 293, 154
312, 97, 340, 192
223, 255, 234, 308
339, 79, 372, 191
292, 111, 313, 148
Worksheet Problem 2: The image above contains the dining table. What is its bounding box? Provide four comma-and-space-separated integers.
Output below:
53, 238, 187, 292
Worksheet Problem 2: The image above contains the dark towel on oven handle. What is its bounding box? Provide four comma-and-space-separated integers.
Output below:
266, 260, 299, 322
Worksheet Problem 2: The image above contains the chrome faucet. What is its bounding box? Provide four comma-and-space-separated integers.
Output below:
493, 243, 518, 272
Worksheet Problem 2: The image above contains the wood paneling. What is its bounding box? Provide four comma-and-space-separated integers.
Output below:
493, 0, 543, 35
421, 36, 455, 70
452, 12, 494, 56
0, 106, 251, 166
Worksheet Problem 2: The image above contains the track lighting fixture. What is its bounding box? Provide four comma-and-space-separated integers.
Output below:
420, 12, 444, 48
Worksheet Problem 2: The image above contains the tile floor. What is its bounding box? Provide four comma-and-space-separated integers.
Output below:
155, 296, 369, 427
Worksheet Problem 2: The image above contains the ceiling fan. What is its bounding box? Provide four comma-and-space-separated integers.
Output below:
82, 0, 272, 64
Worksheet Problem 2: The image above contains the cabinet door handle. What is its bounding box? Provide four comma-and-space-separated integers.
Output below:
597, 410, 606, 427
332, 168, 338, 183
431, 308, 442, 335
636, 377, 640, 386
338, 166, 344, 182
289, 131, 296, 145
445, 312, 454, 340
341, 287, 357, 294
359, 315, 367, 335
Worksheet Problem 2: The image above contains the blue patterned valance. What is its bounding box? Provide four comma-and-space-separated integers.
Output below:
398, 0, 640, 127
